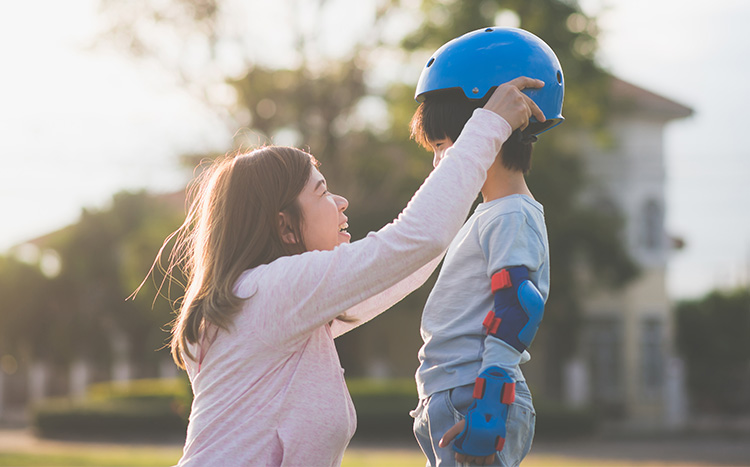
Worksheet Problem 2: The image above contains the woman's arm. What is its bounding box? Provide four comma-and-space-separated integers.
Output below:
247, 109, 510, 345
328, 252, 444, 338
250, 77, 547, 344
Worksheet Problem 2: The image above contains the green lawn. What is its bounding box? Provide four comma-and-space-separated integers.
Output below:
0, 445, 692, 467
0, 446, 182, 467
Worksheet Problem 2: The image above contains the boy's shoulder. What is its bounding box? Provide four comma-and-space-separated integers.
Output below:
475, 194, 543, 220
472, 195, 547, 243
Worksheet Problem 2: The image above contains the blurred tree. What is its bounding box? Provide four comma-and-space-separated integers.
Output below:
92, 0, 638, 394
676, 288, 750, 414
0, 191, 185, 378
0, 256, 51, 363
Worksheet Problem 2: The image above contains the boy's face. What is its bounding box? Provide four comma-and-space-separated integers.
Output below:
429, 137, 454, 168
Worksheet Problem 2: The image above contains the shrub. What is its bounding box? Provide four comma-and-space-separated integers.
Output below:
676, 289, 750, 414
32, 377, 191, 439
533, 399, 599, 439
347, 378, 419, 440
32, 376, 598, 441
347, 378, 600, 441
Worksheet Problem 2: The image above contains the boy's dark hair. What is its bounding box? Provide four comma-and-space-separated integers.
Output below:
410, 88, 534, 174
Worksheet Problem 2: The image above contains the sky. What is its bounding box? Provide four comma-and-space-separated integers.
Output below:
585, 0, 750, 298
0, 0, 748, 300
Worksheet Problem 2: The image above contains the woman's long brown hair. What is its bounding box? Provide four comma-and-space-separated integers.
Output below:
138, 146, 317, 368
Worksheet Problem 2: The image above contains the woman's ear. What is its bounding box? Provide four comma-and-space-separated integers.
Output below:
278, 212, 298, 245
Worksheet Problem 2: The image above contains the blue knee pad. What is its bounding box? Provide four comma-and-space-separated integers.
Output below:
453, 366, 516, 457
483, 266, 544, 353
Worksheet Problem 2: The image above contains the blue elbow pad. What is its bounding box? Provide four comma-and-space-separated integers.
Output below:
453, 366, 516, 457
483, 266, 545, 353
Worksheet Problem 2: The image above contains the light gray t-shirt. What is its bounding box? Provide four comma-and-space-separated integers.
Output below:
416, 194, 550, 399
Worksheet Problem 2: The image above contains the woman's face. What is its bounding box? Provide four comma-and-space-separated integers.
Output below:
293, 167, 350, 251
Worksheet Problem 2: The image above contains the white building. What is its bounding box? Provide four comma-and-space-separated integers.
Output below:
568, 77, 693, 429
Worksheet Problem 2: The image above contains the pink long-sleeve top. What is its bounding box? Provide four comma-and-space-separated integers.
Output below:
177, 109, 512, 466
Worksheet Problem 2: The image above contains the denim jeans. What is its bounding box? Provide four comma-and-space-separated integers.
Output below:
411, 381, 535, 467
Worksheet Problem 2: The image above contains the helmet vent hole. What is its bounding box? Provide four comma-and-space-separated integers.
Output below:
427, 58, 435, 68
557, 71, 562, 84
485, 28, 493, 32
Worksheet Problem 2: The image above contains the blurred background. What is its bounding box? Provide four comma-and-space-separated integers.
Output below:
1, 0, 749, 462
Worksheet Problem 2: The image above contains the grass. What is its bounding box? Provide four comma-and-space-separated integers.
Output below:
0, 446, 712, 467
342, 450, 699, 467
0, 446, 183, 466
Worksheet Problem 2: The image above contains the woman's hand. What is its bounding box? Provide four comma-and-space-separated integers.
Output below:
483, 77, 546, 132
439, 419, 498, 466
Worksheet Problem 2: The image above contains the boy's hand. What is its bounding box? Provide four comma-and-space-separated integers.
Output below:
483, 77, 546, 132
439, 420, 497, 466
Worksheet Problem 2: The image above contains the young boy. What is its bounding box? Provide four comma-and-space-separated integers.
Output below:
410, 27, 565, 466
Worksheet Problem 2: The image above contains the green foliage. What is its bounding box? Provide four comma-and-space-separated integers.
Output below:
676, 288, 750, 413
347, 378, 420, 440
30, 374, 598, 442
33, 398, 186, 439
348, 378, 598, 441
533, 399, 599, 439
0, 257, 53, 356
0, 190, 184, 370
32, 378, 190, 439
87, 377, 192, 408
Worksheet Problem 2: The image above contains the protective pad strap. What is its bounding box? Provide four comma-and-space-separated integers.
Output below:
453, 366, 515, 457
484, 266, 545, 353
491, 268, 512, 293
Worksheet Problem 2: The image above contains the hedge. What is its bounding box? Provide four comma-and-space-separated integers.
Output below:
32, 377, 597, 440
347, 378, 599, 441
32, 378, 190, 439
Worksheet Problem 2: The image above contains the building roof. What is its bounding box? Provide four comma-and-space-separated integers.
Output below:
610, 76, 694, 120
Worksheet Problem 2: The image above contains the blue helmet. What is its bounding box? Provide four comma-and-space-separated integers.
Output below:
415, 27, 564, 135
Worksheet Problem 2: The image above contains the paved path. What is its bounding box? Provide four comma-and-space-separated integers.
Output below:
0, 427, 182, 453
530, 436, 750, 466
348, 433, 750, 466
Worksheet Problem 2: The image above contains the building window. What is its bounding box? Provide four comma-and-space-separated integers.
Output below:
641, 199, 663, 250
641, 318, 665, 398
585, 318, 623, 406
